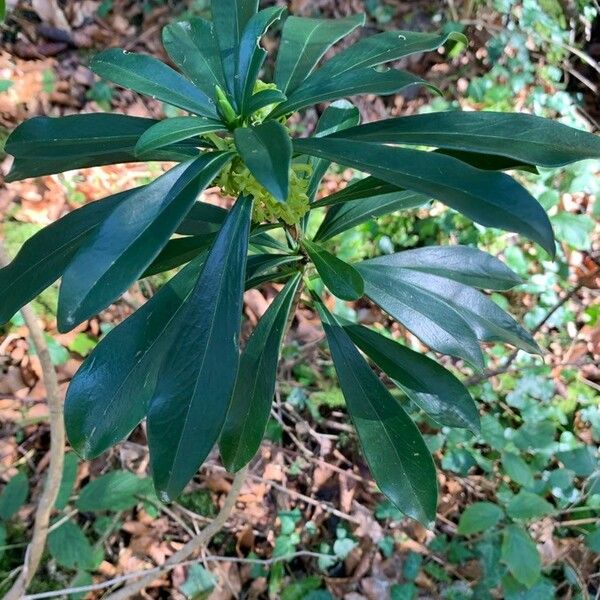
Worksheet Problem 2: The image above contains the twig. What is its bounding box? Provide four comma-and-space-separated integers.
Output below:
22, 550, 330, 600
465, 283, 583, 386
102, 466, 248, 600
0, 244, 66, 600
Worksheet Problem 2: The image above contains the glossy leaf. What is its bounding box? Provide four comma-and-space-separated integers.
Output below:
316, 302, 437, 525
270, 68, 433, 118
355, 261, 484, 369
147, 196, 253, 501
274, 14, 365, 94
5, 114, 195, 182
66, 256, 206, 458
236, 7, 286, 113
315, 184, 427, 241
58, 152, 233, 331
502, 525, 541, 588
234, 121, 292, 202
176, 202, 228, 236
344, 323, 479, 431
0, 190, 128, 324
357, 261, 539, 357
135, 116, 225, 156
162, 18, 226, 98
211, 0, 258, 101
142, 235, 214, 278
303, 240, 364, 301
335, 111, 600, 168
90, 49, 218, 118
294, 137, 555, 255
220, 274, 302, 472
362, 246, 522, 291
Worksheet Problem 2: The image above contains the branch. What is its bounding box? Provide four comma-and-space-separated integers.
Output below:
103, 465, 248, 600
0, 244, 66, 600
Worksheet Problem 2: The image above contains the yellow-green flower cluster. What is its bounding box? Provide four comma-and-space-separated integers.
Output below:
216, 157, 312, 225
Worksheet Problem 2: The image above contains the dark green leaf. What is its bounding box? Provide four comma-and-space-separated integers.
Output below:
0, 472, 29, 520
458, 502, 504, 535
357, 263, 539, 355
344, 323, 479, 430
147, 196, 253, 501
507, 491, 554, 521
5, 114, 194, 182
135, 117, 225, 156
315, 176, 400, 207
76, 470, 147, 512
315, 186, 427, 241
0, 190, 126, 325
366, 246, 521, 290
501, 525, 541, 588
355, 261, 484, 369
334, 111, 600, 168
91, 49, 218, 118
177, 201, 228, 236
274, 14, 365, 94
48, 520, 94, 570
162, 18, 227, 99
220, 274, 302, 472
236, 7, 286, 113
0, 524, 5, 561
271, 68, 434, 118
304, 240, 364, 301
65, 256, 206, 458
54, 452, 79, 510
234, 121, 292, 202
585, 527, 600, 552
142, 235, 214, 277
294, 137, 555, 256
246, 88, 287, 116
211, 0, 258, 100
58, 153, 232, 331
316, 302, 437, 525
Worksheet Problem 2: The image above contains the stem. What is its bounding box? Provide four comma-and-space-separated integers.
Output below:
0, 244, 65, 600
103, 466, 248, 600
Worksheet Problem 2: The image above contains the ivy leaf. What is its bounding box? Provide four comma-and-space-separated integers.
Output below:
220, 274, 302, 472
316, 301, 437, 525
458, 502, 504, 535
501, 525, 541, 588
147, 196, 253, 501
303, 240, 364, 301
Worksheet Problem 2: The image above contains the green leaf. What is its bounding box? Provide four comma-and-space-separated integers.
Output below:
556, 446, 596, 476
355, 261, 484, 369
48, 520, 95, 570
76, 470, 147, 512
501, 525, 541, 588
177, 202, 228, 236
364, 246, 522, 291
246, 88, 287, 116
236, 7, 286, 113
66, 256, 206, 459
162, 18, 227, 99
54, 452, 79, 510
502, 451, 535, 488
90, 49, 218, 118
234, 121, 292, 202
147, 196, 253, 501
0, 523, 6, 561
507, 491, 554, 521
314, 182, 427, 242
294, 137, 555, 256
220, 274, 302, 472
271, 68, 433, 118
58, 153, 232, 331
333, 111, 600, 168
585, 526, 600, 552
135, 117, 225, 156
315, 302, 437, 525
551, 212, 595, 251
5, 114, 195, 182
358, 263, 539, 355
211, 0, 258, 101
303, 240, 364, 301
344, 323, 479, 431
0, 472, 29, 520
142, 235, 214, 278
180, 564, 217, 599
458, 502, 504, 535
274, 14, 365, 94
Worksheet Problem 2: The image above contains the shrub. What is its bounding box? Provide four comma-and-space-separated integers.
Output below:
2, 0, 600, 524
